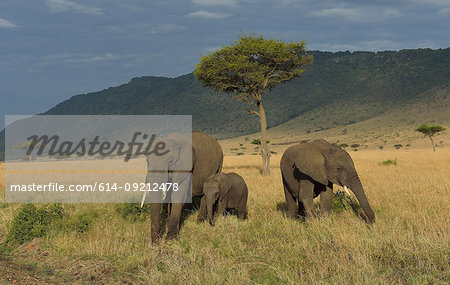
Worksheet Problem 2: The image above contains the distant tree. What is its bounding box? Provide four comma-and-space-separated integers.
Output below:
195, 33, 313, 175
350, 144, 360, 149
394, 144, 403, 150
14, 141, 42, 161
250, 139, 270, 145
339, 143, 349, 149
415, 124, 446, 152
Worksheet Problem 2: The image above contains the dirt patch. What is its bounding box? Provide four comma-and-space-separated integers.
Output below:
0, 254, 61, 284
1, 239, 126, 284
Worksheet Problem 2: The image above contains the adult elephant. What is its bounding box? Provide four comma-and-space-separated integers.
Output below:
280, 139, 375, 223
145, 131, 223, 242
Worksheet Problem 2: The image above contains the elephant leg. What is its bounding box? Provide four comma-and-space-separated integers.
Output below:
299, 179, 315, 219
166, 180, 190, 240
298, 200, 306, 218
283, 183, 297, 219
166, 203, 183, 240
150, 203, 162, 243
197, 195, 207, 222
217, 201, 226, 216
237, 205, 247, 219
320, 183, 333, 214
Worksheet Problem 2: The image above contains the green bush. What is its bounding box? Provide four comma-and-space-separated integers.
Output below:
379, 159, 398, 166
394, 144, 403, 149
116, 203, 151, 222
250, 139, 270, 145
6, 204, 64, 246
331, 191, 360, 214
67, 209, 99, 233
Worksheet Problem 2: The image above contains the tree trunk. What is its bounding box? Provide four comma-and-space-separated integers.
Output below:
258, 101, 270, 176
429, 136, 436, 152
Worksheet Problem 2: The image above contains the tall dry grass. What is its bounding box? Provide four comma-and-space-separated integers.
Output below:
0, 149, 449, 284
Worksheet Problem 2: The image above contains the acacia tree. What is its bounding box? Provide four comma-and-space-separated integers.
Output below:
14, 141, 42, 161
194, 33, 313, 175
415, 124, 446, 152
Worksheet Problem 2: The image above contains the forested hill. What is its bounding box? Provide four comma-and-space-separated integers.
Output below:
43, 48, 450, 138
1, 48, 449, 160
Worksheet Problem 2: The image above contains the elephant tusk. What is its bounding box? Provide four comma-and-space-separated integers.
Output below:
140, 190, 147, 207
343, 185, 351, 196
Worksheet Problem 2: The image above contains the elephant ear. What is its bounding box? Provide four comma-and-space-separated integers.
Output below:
170, 138, 195, 184
218, 174, 232, 203
293, 144, 328, 185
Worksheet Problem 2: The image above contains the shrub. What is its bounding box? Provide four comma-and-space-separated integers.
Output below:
339, 143, 349, 148
6, 204, 64, 246
236, 152, 245, 156
379, 159, 398, 166
250, 139, 270, 145
116, 203, 151, 222
68, 209, 99, 233
351, 144, 360, 148
379, 146, 384, 150
394, 144, 403, 149
331, 191, 359, 214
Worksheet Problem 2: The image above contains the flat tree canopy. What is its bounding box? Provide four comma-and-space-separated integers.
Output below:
195, 33, 313, 175
415, 124, 446, 152
194, 33, 313, 100
415, 124, 445, 136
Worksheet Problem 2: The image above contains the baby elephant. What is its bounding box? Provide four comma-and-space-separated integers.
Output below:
203, 172, 248, 226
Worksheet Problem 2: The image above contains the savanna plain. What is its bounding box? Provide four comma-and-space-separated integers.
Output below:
0, 148, 449, 284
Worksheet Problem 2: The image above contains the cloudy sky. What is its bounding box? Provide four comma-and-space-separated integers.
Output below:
1, 0, 449, 127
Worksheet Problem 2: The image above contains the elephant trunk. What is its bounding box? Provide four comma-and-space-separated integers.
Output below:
206, 194, 216, 226
146, 171, 168, 243
348, 173, 375, 223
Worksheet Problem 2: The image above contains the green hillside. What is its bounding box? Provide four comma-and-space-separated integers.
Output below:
1, 48, 450, 160
44, 48, 450, 136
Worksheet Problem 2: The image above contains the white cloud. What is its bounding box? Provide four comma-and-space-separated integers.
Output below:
0, 18, 17, 28
188, 10, 232, 18
311, 7, 400, 22
149, 24, 186, 34
45, 0, 103, 16
438, 7, 450, 14
192, 0, 239, 7
404, 0, 450, 6
42, 53, 119, 64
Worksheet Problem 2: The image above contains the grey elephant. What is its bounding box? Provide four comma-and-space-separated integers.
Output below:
203, 172, 248, 226
280, 139, 375, 222
145, 131, 223, 242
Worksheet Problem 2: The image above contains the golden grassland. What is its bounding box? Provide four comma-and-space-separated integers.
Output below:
0, 148, 449, 284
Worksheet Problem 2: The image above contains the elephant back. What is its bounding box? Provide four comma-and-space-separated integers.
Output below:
191, 131, 223, 196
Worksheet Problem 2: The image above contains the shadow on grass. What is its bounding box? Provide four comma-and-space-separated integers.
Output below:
276, 201, 288, 214
275, 192, 370, 222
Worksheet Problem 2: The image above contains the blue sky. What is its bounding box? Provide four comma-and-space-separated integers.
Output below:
1, 0, 449, 127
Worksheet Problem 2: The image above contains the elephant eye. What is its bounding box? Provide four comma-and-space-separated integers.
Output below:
337, 167, 343, 172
